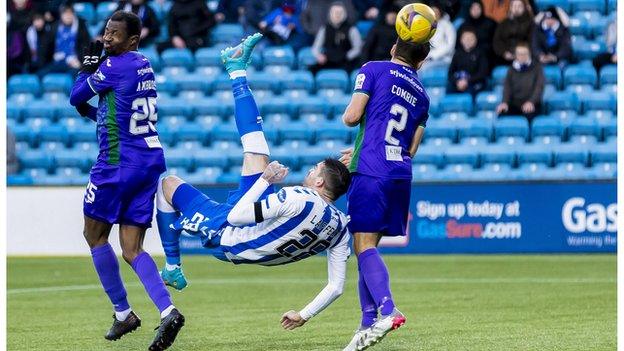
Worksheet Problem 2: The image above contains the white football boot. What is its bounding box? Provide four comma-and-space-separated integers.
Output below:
359, 309, 406, 349
342, 328, 370, 351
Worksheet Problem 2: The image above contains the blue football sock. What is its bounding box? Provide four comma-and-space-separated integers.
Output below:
157, 210, 181, 266
232, 76, 263, 138
91, 243, 130, 312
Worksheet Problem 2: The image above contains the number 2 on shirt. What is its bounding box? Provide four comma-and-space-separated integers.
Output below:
384, 103, 408, 161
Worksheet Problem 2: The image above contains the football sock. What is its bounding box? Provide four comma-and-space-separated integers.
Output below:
160, 305, 175, 319
358, 248, 396, 316
358, 266, 378, 328
115, 308, 132, 322
131, 252, 173, 313
165, 263, 180, 271
90, 243, 131, 313
231, 74, 269, 156
156, 179, 181, 266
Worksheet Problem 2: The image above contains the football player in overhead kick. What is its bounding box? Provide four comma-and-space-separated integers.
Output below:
155, 33, 353, 329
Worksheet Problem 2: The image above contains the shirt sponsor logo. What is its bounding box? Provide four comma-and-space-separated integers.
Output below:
136, 80, 156, 92
389, 69, 423, 93
354, 74, 366, 90
137, 67, 154, 76
385, 145, 403, 161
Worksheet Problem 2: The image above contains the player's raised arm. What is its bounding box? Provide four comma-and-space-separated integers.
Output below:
69, 41, 108, 121
281, 235, 350, 330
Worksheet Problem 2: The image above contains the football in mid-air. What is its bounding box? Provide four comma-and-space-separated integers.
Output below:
395, 3, 437, 44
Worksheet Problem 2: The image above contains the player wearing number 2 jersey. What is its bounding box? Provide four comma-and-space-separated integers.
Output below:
340, 38, 431, 350
155, 33, 352, 329
69, 11, 182, 351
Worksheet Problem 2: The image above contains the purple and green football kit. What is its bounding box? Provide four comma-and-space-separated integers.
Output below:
347, 61, 430, 237
77, 52, 165, 228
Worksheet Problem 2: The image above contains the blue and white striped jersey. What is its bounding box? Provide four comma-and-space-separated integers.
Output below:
219, 186, 351, 266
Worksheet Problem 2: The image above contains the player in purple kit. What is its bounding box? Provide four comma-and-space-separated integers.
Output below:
339, 38, 431, 350
69, 11, 183, 351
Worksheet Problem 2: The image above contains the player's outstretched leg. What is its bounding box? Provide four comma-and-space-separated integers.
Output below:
156, 179, 188, 290
342, 269, 378, 350
149, 308, 185, 351
357, 247, 405, 349
90, 241, 142, 340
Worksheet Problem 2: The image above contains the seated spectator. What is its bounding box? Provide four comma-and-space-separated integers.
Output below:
26, 13, 53, 73
360, 5, 399, 63
533, 6, 571, 66
300, 0, 357, 37
354, 0, 381, 20
33, 0, 63, 23
97, 0, 160, 48
496, 43, 544, 122
493, 0, 534, 65
310, 2, 362, 74
421, 3, 456, 68
259, 1, 304, 47
244, 0, 283, 32
592, 18, 617, 73
38, 5, 90, 76
157, 0, 215, 53
447, 28, 488, 96
458, 0, 497, 66
8, 0, 34, 76
216, 0, 246, 23
481, 0, 509, 23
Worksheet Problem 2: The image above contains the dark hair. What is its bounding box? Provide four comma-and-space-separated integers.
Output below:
394, 38, 431, 68
322, 158, 351, 201
59, 5, 74, 14
109, 10, 142, 38
515, 41, 531, 52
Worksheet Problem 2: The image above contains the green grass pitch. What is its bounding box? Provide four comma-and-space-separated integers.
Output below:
7, 254, 615, 351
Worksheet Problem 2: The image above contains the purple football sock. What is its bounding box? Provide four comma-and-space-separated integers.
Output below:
90, 243, 130, 312
358, 247, 396, 316
358, 267, 378, 328
131, 252, 173, 313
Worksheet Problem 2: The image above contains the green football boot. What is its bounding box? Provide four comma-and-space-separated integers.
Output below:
220, 32, 263, 73
160, 266, 188, 291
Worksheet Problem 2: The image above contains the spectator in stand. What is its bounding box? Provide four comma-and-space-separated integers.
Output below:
435, 0, 461, 20
354, 0, 382, 20
8, 0, 34, 76
447, 28, 488, 96
493, 0, 534, 65
26, 13, 53, 73
259, 1, 305, 48
481, 0, 509, 23
421, 3, 456, 68
38, 5, 90, 76
496, 43, 544, 122
216, 0, 246, 23
96, 0, 160, 48
533, 6, 571, 66
157, 0, 215, 53
360, 5, 399, 63
244, 0, 283, 32
458, 0, 497, 67
592, 18, 617, 72
33, 0, 63, 23
310, 2, 362, 74
7, 129, 18, 176
300, 0, 357, 37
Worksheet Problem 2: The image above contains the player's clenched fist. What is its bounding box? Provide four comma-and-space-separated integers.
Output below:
81, 41, 106, 74
262, 161, 289, 184
339, 148, 354, 167
280, 310, 307, 330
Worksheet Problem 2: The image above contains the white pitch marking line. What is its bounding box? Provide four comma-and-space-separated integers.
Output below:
7, 277, 616, 295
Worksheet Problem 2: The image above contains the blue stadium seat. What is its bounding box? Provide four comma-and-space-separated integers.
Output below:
8, 93, 36, 107
165, 167, 191, 180
438, 164, 475, 181
439, 94, 473, 114
195, 47, 223, 67
262, 46, 295, 67
158, 99, 193, 118
298, 96, 331, 116
177, 122, 210, 142
457, 118, 493, 141
23, 101, 57, 121
264, 64, 291, 77
193, 149, 229, 169
270, 143, 303, 170
247, 71, 280, 92
412, 163, 440, 181
96, 2, 118, 22
55, 148, 92, 171
420, 68, 448, 87
564, 84, 595, 96
517, 144, 554, 166
510, 163, 551, 181
568, 116, 601, 139
356, 21, 374, 37
481, 144, 515, 166
161, 49, 194, 70
494, 117, 529, 141
536, 0, 571, 12
279, 122, 314, 143
590, 162, 617, 179
545, 92, 580, 113
297, 47, 316, 68
591, 141, 616, 164
39, 123, 71, 145
444, 146, 479, 166
315, 119, 351, 143
426, 119, 457, 142
261, 97, 298, 117
531, 116, 564, 142
211, 123, 240, 143
193, 99, 228, 118
184, 167, 223, 184
7, 105, 22, 122
548, 163, 593, 180
568, 16, 592, 37
8, 74, 41, 96
472, 164, 512, 181
42, 73, 73, 94
563, 65, 597, 86
413, 146, 444, 167
316, 70, 350, 91
141, 47, 161, 72
573, 38, 605, 60
459, 136, 490, 147
554, 144, 590, 165
329, 96, 351, 117
164, 147, 194, 170
598, 118, 616, 140
171, 73, 212, 94
569, 0, 605, 13
475, 92, 501, 111
492, 66, 508, 85
580, 91, 615, 112
19, 149, 54, 171
543, 65, 563, 88
73, 2, 96, 24
210, 24, 244, 44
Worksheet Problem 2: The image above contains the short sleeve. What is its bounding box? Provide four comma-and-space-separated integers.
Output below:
353, 62, 376, 95
86, 57, 119, 94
